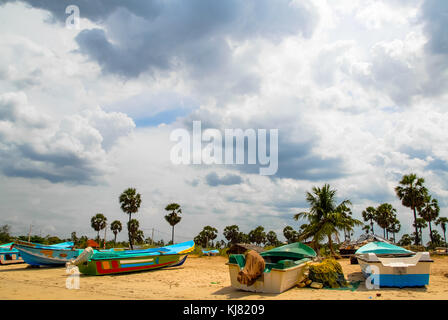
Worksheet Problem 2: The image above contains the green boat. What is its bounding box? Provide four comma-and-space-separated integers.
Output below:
227, 242, 316, 293
69, 240, 194, 275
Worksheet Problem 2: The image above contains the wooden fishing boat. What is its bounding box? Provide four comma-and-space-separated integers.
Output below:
71, 240, 195, 275
356, 242, 433, 288
202, 249, 219, 256
227, 242, 316, 293
0, 243, 24, 265
12, 240, 81, 266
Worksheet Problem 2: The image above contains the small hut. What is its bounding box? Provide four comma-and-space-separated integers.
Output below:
227, 243, 265, 255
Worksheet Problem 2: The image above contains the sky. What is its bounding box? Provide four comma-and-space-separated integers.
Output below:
0, 0, 447, 245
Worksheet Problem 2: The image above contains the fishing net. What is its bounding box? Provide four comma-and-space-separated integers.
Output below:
307, 259, 348, 288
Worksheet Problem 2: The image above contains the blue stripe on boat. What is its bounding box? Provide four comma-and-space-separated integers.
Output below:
121, 262, 155, 268
364, 272, 430, 287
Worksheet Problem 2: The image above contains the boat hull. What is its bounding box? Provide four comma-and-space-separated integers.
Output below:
13, 241, 80, 266
0, 251, 24, 265
357, 252, 432, 288
227, 262, 308, 294
78, 254, 189, 275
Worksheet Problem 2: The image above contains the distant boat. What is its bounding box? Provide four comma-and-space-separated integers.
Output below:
70, 240, 195, 275
202, 249, 219, 256
12, 240, 81, 266
227, 242, 316, 293
0, 242, 24, 265
355, 241, 433, 288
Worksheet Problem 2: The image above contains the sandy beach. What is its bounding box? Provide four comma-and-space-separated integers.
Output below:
1, 255, 448, 300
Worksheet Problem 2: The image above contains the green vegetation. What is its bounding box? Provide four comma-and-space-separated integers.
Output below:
293, 184, 362, 257
110, 220, 122, 245
90, 213, 107, 245
164, 203, 182, 244
395, 173, 428, 245
119, 187, 142, 250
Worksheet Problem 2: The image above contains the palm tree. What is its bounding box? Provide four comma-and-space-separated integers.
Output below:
362, 224, 371, 234
418, 195, 440, 245
283, 226, 299, 244
294, 184, 361, 257
248, 226, 267, 246
91, 213, 107, 244
164, 203, 182, 244
362, 207, 376, 234
436, 217, 448, 246
266, 231, 280, 246
413, 218, 427, 244
119, 188, 142, 249
374, 203, 396, 239
127, 219, 140, 247
395, 173, 428, 245
110, 220, 122, 245
387, 217, 401, 243
223, 225, 240, 245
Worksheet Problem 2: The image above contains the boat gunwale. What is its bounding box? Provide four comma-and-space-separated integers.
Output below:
88, 252, 191, 261
226, 260, 309, 273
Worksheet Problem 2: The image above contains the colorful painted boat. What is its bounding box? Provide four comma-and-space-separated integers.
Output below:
227, 242, 316, 293
12, 240, 81, 266
0, 242, 24, 265
72, 240, 195, 275
356, 241, 433, 288
202, 249, 219, 256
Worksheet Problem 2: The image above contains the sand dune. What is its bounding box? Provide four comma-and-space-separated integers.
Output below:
1, 255, 448, 300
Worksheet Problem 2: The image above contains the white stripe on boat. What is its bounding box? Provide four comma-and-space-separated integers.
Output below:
120, 258, 154, 264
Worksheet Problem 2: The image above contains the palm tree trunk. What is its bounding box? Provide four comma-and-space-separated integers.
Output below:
443, 227, 447, 247
171, 225, 174, 244
371, 221, 374, 234
114, 233, 117, 245
328, 235, 337, 257
128, 214, 133, 250
413, 206, 419, 245
429, 222, 433, 245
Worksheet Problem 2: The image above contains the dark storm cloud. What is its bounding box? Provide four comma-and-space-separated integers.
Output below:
4, 0, 318, 84
421, 0, 448, 55
205, 172, 242, 187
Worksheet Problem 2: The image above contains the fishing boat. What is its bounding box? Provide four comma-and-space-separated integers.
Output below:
0, 242, 24, 265
202, 249, 219, 256
355, 241, 433, 288
227, 242, 316, 293
70, 240, 195, 275
12, 240, 81, 266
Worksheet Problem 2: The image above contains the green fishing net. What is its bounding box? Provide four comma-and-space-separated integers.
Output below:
307, 259, 349, 288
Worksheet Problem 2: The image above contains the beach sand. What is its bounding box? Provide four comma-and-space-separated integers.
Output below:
1, 255, 448, 300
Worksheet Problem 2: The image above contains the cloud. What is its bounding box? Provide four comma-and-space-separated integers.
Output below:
6, 0, 318, 100
205, 172, 242, 187
0, 91, 135, 184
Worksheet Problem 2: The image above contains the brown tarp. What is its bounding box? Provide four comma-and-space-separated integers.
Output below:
237, 250, 265, 286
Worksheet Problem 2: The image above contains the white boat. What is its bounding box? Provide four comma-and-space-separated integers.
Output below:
227, 242, 316, 293
356, 242, 433, 288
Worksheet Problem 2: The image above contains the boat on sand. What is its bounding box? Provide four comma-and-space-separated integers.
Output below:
227, 242, 316, 293
12, 240, 80, 266
70, 240, 195, 275
356, 241, 433, 288
0, 243, 24, 265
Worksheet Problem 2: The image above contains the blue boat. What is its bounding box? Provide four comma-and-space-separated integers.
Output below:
202, 249, 219, 256
0, 242, 24, 265
12, 240, 81, 267
356, 242, 433, 288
